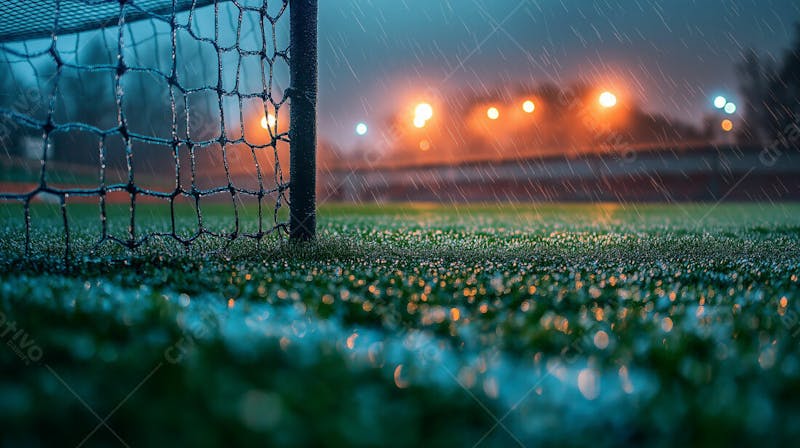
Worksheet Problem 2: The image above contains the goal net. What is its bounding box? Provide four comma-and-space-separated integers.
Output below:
0, 0, 317, 261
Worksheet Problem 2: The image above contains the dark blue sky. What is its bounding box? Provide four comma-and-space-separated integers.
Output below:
317, 0, 800, 147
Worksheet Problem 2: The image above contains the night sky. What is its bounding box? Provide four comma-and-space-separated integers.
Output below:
317, 0, 800, 148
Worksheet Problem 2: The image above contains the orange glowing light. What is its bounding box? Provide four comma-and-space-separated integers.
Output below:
487, 107, 500, 120
419, 140, 431, 151
522, 100, 535, 113
260, 114, 276, 129
599, 91, 617, 108
721, 119, 733, 132
413, 116, 427, 128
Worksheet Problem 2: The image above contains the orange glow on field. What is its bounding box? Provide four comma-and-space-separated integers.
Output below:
394, 365, 409, 389
487, 107, 500, 120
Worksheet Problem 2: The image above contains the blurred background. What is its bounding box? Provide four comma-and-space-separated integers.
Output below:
1, 0, 799, 203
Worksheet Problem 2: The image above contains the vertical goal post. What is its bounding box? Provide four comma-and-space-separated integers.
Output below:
288, 0, 317, 241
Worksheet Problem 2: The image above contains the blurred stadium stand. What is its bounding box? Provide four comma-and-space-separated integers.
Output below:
320, 144, 800, 203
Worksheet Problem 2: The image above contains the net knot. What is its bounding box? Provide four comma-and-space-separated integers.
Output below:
42, 119, 55, 135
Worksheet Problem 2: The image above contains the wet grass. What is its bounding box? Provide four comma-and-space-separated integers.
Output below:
1, 202, 800, 447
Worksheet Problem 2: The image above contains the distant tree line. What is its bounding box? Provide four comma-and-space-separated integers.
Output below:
736, 23, 800, 145
0, 59, 43, 159
41, 32, 219, 175
0, 28, 220, 176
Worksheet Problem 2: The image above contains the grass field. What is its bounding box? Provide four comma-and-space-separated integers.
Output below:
1, 202, 800, 447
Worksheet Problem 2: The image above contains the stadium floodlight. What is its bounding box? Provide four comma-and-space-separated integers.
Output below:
598, 91, 618, 108
713, 96, 727, 109
724, 102, 737, 114
0, 0, 320, 258
487, 107, 500, 120
413, 102, 433, 129
415, 103, 434, 121
356, 123, 368, 136
261, 114, 277, 130
522, 100, 536, 113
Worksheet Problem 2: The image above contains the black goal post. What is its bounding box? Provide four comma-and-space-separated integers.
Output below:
288, 0, 318, 241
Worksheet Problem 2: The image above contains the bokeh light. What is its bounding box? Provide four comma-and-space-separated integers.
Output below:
721, 119, 734, 132
355, 122, 368, 136
599, 91, 618, 108
487, 107, 500, 120
413, 116, 427, 128
724, 102, 737, 114
713, 96, 727, 109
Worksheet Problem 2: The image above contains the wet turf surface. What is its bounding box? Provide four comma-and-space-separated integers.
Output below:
1, 203, 800, 447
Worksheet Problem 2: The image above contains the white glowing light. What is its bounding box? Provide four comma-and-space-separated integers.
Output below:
414, 103, 434, 121
522, 100, 536, 113
599, 91, 617, 108
261, 114, 276, 129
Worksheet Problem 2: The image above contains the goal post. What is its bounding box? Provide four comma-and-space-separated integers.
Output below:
288, 0, 317, 241
0, 0, 318, 259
